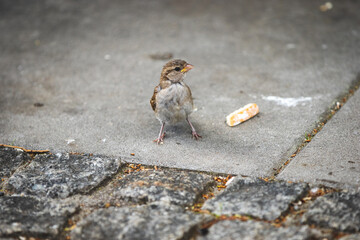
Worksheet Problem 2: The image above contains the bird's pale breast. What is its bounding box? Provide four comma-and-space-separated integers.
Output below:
155, 82, 193, 124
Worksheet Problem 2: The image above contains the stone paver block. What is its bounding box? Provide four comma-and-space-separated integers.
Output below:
71, 203, 211, 240
339, 234, 360, 240
202, 177, 309, 220
302, 192, 360, 233
113, 169, 214, 206
0, 196, 78, 238
5, 153, 122, 198
199, 220, 319, 240
0, 147, 30, 179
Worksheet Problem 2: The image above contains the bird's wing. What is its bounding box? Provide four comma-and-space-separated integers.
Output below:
178, 83, 195, 115
150, 85, 161, 111
182, 84, 194, 107
184, 84, 193, 100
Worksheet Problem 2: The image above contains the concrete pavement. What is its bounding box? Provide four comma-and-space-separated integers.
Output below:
0, 0, 359, 198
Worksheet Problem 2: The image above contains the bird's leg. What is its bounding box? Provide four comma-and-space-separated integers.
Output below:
153, 122, 166, 144
186, 117, 202, 140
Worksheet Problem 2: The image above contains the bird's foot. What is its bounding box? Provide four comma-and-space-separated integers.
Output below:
192, 131, 202, 140
153, 138, 163, 144
153, 132, 166, 144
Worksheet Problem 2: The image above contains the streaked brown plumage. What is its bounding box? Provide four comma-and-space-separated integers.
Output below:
150, 59, 201, 144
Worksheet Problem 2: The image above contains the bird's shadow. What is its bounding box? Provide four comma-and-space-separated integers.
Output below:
164, 122, 194, 138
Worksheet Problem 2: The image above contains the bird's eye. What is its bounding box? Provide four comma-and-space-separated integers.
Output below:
174, 67, 181, 71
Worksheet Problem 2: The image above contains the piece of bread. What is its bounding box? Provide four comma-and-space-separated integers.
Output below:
226, 103, 259, 127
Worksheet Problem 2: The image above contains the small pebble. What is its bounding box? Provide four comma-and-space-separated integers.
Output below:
66, 139, 76, 145
310, 187, 319, 194
320, 2, 333, 12
34, 102, 44, 107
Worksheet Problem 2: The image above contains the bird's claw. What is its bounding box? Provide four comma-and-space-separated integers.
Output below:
153, 132, 166, 144
192, 131, 202, 140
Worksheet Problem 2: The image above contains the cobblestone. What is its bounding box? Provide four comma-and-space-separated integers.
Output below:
303, 192, 360, 233
5, 153, 122, 198
202, 177, 309, 220
71, 203, 211, 240
113, 169, 214, 206
0, 196, 78, 238
339, 234, 360, 240
198, 220, 321, 240
0, 147, 30, 181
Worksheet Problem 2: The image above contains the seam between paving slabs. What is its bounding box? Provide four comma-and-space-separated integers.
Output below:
272, 73, 360, 178
192, 183, 350, 239
81, 153, 127, 196
117, 163, 222, 206
1, 147, 351, 239
58, 163, 152, 240
191, 177, 309, 224
60, 163, 228, 240
122, 154, 234, 179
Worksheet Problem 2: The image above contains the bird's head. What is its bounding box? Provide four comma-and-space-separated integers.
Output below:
160, 59, 194, 83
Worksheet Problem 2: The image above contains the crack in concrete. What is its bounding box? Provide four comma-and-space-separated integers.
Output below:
272, 73, 360, 178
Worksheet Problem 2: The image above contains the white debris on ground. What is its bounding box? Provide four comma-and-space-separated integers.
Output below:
261, 96, 312, 107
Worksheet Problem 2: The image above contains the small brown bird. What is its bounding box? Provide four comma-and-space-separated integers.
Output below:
150, 59, 201, 144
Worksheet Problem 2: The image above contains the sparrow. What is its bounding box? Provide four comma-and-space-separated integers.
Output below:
150, 59, 201, 144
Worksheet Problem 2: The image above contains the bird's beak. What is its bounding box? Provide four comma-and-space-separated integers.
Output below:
181, 64, 194, 73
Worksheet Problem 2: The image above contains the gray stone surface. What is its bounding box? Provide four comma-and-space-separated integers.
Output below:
278, 90, 360, 190
112, 169, 214, 206
199, 220, 319, 240
202, 177, 309, 220
1, 1, 359, 176
302, 192, 360, 233
340, 234, 360, 240
5, 153, 122, 198
0, 196, 78, 238
71, 203, 210, 240
0, 147, 30, 179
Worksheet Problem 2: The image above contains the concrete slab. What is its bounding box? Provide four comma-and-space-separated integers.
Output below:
0, 0, 359, 176
278, 90, 360, 190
